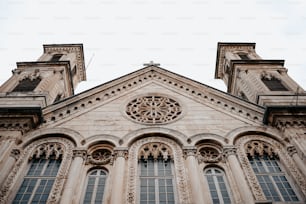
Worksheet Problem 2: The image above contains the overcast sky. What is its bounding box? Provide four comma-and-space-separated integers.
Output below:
0, 0, 305, 94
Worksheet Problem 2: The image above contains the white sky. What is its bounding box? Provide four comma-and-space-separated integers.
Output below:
0, 0, 305, 94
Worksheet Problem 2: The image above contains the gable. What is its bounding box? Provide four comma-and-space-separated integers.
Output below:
39, 67, 266, 138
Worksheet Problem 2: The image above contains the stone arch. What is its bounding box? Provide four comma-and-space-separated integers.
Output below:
0, 137, 74, 204
126, 136, 190, 204
190, 133, 226, 146
22, 127, 84, 147
85, 134, 119, 148
123, 127, 188, 147
235, 135, 306, 200
226, 126, 285, 145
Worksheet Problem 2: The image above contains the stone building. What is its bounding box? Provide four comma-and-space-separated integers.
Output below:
0, 43, 305, 204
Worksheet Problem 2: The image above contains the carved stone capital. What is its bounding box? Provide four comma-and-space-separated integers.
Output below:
182, 146, 197, 159
72, 149, 87, 160
223, 146, 237, 158
114, 147, 129, 160
287, 146, 297, 157
10, 149, 20, 160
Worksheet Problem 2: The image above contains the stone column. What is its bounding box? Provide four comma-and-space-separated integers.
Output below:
0, 149, 20, 185
223, 146, 254, 204
110, 147, 128, 204
287, 146, 306, 177
183, 147, 205, 204
60, 149, 87, 204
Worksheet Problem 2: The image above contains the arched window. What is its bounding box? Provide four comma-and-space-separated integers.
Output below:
246, 141, 299, 202
83, 169, 108, 204
13, 143, 63, 203
204, 167, 232, 204
138, 143, 175, 204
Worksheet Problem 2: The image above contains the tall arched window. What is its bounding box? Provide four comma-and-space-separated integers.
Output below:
204, 167, 232, 204
13, 143, 63, 203
83, 169, 108, 204
246, 141, 300, 202
138, 143, 175, 204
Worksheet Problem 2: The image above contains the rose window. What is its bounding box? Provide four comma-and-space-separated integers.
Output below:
126, 95, 182, 124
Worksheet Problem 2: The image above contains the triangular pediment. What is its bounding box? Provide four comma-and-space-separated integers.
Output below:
41, 66, 265, 129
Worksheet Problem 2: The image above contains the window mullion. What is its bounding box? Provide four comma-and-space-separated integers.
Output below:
155, 159, 159, 204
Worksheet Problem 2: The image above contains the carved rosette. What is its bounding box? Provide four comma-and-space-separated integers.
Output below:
87, 149, 113, 165
0, 138, 74, 204
236, 135, 306, 201
126, 137, 190, 204
125, 95, 182, 124
197, 146, 222, 163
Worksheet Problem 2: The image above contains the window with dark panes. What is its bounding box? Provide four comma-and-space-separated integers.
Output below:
13, 157, 61, 203
262, 78, 288, 91
205, 167, 232, 204
83, 169, 107, 204
248, 154, 299, 202
12, 78, 41, 92
238, 53, 249, 60
139, 155, 175, 204
50, 54, 63, 62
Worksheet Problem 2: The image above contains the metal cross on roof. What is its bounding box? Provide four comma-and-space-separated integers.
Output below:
143, 61, 160, 66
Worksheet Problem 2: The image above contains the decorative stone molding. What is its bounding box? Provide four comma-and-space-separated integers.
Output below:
10, 149, 21, 160
236, 135, 306, 201
139, 142, 173, 161
260, 71, 279, 80
126, 137, 190, 204
87, 149, 113, 165
0, 138, 74, 204
19, 70, 40, 82
287, 146, 297, 157
126, 95, 182, 125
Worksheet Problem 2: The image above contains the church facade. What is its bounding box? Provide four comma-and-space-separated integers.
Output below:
0, 43, 305, 204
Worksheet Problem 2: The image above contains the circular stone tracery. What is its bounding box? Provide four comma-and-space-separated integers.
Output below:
126, 95, 182, 124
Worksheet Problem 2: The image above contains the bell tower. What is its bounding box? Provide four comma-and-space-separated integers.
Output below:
215, 42, 306, 106
0, 44, 86, 131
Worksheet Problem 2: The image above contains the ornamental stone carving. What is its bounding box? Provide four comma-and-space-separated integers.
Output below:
245, 140, 275, 157
87, 149, 113, 165
139, 142, 172, 161
114, 148, 129, 160
126, 137, 190, 204
125, 95, 182, 124
0, 138, 74, 204
29, 142, 64, 160
198, 146, 222, 163
73, 149, 87, 159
